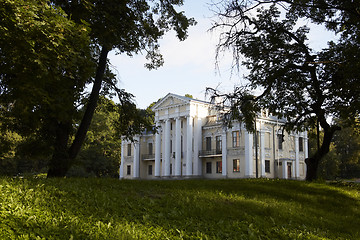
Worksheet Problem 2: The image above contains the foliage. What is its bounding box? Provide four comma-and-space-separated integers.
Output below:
307, 120, 360, 180
67, 97, 121, 177
333, 119, 360, 178
0, 0, 93, 135
0, 177, 359, 239
208, 0, 360, 180
0, 123, 51, 176
47, 0, 195, 176
1, 0, 195, 177
0, 0, 94, 177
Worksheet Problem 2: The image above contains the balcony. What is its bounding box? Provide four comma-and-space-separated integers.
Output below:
199, 149, 222, 158
142, 154, 155, 161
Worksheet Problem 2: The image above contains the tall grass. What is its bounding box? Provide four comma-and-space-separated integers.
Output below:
0, 178, 359, 239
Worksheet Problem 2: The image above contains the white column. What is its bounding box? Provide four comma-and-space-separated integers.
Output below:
260, 130, 266, 177
283, 160, 288, 179
186, 116, 193, 176
119, 139, 124, 179
245, 131, 253, 177
295, 134, 300, 179
193, 117, 202, 176
161, 122, 165, 176
164, 119, 171, 177
175, 117, 182, 176
221, 129, 227, 177
155, 121, 161, 177
304, 132, 309, 159
133, 137, 140, 178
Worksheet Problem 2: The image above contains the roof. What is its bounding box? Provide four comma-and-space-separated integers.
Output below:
151, 93, 210, 111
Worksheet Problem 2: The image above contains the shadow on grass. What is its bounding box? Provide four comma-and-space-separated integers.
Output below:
1, 178, 359, 239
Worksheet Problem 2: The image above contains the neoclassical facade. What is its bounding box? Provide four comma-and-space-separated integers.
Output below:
119, 93, 308, 180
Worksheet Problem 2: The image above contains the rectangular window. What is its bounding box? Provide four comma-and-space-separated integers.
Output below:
265, 132, 271, 148
127, 144, 132, 156
278, 134, 283, 150
148, 165, 153, 175
299, 137, 304, 152
170, 164, 172, 175
233, 159, 240, 172
170, 140, 172, 153
148, 142, 153, 155
216, 161, 222, 173
232, 131, 240, 147
206, 162, 212, 174
265, 160, 270, 173
216, 136, 222, 153
206, 137, 212, 151
127, 165, 131, 175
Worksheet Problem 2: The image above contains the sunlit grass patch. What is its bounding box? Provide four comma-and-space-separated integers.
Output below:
0, 177, 359, 239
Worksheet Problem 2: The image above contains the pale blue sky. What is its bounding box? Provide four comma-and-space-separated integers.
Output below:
109, 1, 336, 109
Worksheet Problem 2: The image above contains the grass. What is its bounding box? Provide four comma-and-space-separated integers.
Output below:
0, 178, 359, 239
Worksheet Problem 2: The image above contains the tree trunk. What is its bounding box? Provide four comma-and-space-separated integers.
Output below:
47, 121, 72, 177
68, 46, 109, 160
305, 122, 340, 181
47, 46, 109, 178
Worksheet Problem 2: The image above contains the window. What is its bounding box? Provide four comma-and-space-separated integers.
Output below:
127, 144, 132, 156
299, 137, 304, 152
127, 165, 131, 175
216, 161, 222, 173
233, 159, 240, 172
232, 131, 240, 147
206, 162, 212, 174
170, 122, 173, 130
206, 137, 212, 151
265, 160, 270, 173
265, 132, 271, 148
277, 134, 283, 150
216, 136, 222, 153
148, 143, 153, 155
170, 140, 172, 153
170, 164, 172, 175
148, 165, 153, 175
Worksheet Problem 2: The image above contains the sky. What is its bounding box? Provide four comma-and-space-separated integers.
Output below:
108, 1, 336, 109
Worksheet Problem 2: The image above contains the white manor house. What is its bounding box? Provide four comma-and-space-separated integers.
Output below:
119, 93, 308, 180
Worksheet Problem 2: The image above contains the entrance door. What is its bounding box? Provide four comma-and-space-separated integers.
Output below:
287, 164, 292, 179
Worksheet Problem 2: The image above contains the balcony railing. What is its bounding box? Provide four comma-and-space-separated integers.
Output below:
142, 152, 184, 160
142, 154, 155, 160
199, 149, 222, 157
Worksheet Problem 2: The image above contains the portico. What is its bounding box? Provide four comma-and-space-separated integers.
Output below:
150, 93, 210, 178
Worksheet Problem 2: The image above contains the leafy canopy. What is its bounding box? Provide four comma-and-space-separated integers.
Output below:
209, 0, 359, 132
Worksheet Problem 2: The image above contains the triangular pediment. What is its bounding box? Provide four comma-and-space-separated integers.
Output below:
152, 93, 190, 110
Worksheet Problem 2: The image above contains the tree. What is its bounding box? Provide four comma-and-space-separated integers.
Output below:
45, 0, 195, 177
307, 126, 339, 180
208, 0, 360, 180
0, 0, 94, 175
0, 0, 195, 177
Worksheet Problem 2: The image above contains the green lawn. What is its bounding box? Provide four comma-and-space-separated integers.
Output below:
0, 178, 359, 239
